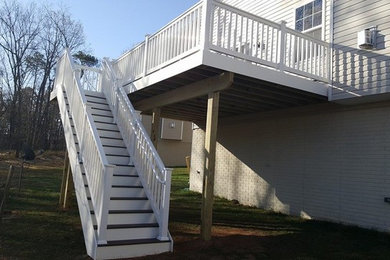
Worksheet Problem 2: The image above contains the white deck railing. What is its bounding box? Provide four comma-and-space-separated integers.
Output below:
56, 50, 115, 245
113, 0, 330, 87
102, 59, 172, 241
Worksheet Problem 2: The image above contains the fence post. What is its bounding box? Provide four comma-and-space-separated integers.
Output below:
97, 165, 115, 245
59, 152, 69, 206
200, 0, 213, 51
158, 168, 172, 241
0, 165, 14, 218
143, 34, 150, 77
279, 20, 287, 71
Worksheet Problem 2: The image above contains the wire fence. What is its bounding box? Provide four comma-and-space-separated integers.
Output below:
0, 162, 30, 218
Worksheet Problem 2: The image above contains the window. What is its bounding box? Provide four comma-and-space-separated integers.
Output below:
295, 0, 322, 34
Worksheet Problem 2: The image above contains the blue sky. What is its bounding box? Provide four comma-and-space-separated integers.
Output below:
33, 0, 199, 59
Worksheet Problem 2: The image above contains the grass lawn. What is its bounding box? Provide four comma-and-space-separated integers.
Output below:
1, 154, 390, 259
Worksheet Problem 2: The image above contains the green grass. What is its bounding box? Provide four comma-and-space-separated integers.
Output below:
0, 166, 86, 259
1, 166, 390, 259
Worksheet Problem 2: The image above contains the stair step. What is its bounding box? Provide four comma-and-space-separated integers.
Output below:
92, 113, 113, 118
100, 136, 123, 141
108, 156, 131, 165
111, 185, 142, 188
95, 240, 171, 259
103, 146, 128, 155
87, 100, 108, 106
98, 238, 167, 247
111, 186, 145, 197
91, 209, 156, 225
98, 130, 122, 139
107, 154, 130, 158
94, 223, 158, 230
92, 114, 114, 123
89, 102, 110, 110
112, 174, 138, 177
95, 122, 119, 131
97, 128, 120, 133
101, 137, 125, 147
91, 107, 111, 112
85, 94, 106, 100
101, 225, 159, 241
94, 120, 117, 125
110, 197, 148, 200
112, 175, 140, 186
91, 109, 113, 117
114, 164, 135, 167
87, 197, 147, 201
91, 210, 153, 214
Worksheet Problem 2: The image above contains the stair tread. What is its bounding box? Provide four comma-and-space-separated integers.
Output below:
97, 128, 120, 132
92, 113, 114, 118
93, 223, 158, 230
91, 209, 153, 214
114, 164, 135, 167
97, 238, 169, 247
100, 136, 123, 140
87, 100, 108, 105
87, 196, 147, 200
91, 107, 111, 112
85, 94, 106, 100
110, 197, 148, 200
113, 174, 138, 177
94, 121, 117, 125
106, 154, 130, 157
112, 185, 143, 188
103, 144, 126, 148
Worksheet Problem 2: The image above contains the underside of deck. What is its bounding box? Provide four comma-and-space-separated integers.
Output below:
128, 65, 327, 124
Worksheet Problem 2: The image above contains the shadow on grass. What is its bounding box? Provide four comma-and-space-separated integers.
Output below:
0, 167, 87, 260
160, 168, 390, 260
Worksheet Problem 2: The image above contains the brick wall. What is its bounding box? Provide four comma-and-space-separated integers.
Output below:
190, 101, 390, 231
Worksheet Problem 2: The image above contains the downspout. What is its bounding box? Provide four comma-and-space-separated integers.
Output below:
328, 0, 334, 101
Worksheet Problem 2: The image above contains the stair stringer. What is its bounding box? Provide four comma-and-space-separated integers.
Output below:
56, 83, 98, 258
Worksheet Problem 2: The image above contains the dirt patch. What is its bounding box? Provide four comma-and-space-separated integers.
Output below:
0, 150, 65, 169
136, 224, 273, 260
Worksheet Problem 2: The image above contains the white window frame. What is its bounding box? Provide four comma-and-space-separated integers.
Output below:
294, 0, 326, 40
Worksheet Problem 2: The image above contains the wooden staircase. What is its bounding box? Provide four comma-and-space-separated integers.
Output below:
53, 50, 173, 259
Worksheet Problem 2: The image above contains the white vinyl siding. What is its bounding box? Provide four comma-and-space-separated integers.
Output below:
332, 0, 390, 100
221, 0, 331, 42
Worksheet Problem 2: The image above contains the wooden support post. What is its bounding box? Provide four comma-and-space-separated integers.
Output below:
201, 91, 220, 241
62, 161, 73, 209
59, 152, 69, 206
151, 107, 161, 149
18, 161, 24, 193
0, 165, 14, 218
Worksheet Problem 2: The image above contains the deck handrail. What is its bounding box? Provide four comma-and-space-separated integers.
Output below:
113, 0, 330, 89
102, 58, 172, 241
56, 49, 115, 245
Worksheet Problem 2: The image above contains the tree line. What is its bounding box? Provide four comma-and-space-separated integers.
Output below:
0, 0, 97, 156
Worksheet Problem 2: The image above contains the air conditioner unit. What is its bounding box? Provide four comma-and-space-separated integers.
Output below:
357, 27, 377, 50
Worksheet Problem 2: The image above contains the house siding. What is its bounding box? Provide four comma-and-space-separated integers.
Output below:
221, 0, 332, 42
332, 0, 390, 100
141, 115, 192, 166
190, 102, 390, 231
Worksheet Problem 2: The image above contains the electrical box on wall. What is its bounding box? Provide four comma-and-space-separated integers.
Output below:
357, 27, 377, 50
160, 119, 183, 140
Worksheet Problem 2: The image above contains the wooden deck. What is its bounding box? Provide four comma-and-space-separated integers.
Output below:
112, 0, 331, 123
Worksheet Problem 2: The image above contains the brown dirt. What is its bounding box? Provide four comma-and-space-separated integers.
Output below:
0, 150, 65, 169
135, 223, 278, 260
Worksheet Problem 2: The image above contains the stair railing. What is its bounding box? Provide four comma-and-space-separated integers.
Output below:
57, 49, 115, 245
101, 59, 172, 241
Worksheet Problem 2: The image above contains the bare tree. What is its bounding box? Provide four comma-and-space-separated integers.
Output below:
0, 0, 87, 154
0, 0, 40, 156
